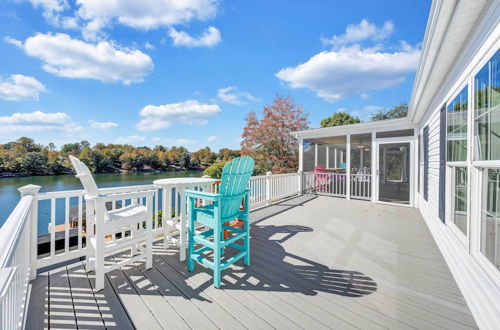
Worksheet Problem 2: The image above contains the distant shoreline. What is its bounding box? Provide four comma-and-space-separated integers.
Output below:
0, 168, 204, 179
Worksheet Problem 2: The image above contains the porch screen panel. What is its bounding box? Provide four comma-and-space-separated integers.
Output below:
423, 126, 429, 201
303, 140, 315, 172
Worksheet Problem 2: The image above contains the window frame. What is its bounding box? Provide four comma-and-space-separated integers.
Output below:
469, 46, 500, 282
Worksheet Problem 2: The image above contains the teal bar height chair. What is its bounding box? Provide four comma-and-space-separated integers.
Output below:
185, 156, 254, 288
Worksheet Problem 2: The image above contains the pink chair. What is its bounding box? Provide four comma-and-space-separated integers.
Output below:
314, 165, 329, 192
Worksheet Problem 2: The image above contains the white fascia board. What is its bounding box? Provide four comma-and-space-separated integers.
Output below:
293, 118, 414, 139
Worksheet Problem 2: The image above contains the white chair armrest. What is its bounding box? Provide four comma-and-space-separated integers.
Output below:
86, 190, 155, 203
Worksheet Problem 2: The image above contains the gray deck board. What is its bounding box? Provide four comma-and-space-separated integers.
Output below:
27, 195, 478, 329
48, 266, 77, 328
25, 271, 49, 330
66, 262, 105, 329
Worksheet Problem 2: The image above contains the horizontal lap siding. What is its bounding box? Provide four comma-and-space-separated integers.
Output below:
420, 107, 441, 220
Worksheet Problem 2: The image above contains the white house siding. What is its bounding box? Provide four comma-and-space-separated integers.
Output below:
413, 2, 500, 329
418, 107, 441, 221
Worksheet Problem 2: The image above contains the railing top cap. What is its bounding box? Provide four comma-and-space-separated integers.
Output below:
18, 184, 42, 195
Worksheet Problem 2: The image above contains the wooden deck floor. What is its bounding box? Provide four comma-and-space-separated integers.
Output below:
26, 196, 477, 329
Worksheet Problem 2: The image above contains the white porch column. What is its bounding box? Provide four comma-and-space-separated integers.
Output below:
298, 138, 304, 172
346, 135, 351, 200
298, 138, 304, 195
314, 143, 318, 167
371, 132, 376, 203
334, 148, 337, 168
18, 184, 41, 280
326, 146, 330, 168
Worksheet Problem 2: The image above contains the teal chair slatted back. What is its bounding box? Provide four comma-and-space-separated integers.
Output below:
218, 156, 254, 219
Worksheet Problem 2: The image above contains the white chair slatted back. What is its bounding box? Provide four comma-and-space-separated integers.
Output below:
69, 156, 100, 198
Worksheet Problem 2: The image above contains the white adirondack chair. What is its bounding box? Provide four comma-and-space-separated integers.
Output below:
69, 156, 153, 291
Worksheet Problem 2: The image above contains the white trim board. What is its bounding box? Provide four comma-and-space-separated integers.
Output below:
418, 203, 500, 330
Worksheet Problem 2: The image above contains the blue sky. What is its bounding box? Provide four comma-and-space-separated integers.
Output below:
0, 0, 431, 151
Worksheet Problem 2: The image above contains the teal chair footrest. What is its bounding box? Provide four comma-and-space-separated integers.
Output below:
221, 251, 247, 270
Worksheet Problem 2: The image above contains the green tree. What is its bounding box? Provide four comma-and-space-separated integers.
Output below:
217, 148, 239, 162
370, 102, 408, 121
320, 111, 360, 127
203, 160, 229, 178
20, 152, 48, 175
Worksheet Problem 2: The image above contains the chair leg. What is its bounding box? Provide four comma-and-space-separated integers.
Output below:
145, 196, 153, 270
131, 224, 138, 256
95, 236, 105, 291
244, 196, 250, 266
214, 222, 221, 288
187, 198, 195, 272
85, 235, 96, 272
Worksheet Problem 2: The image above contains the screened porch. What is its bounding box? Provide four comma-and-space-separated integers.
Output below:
295, 120, 416, 206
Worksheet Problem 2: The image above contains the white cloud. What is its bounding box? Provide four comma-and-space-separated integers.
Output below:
136, 100, 221, 131
276, 44, 420, 102
207, 135, 218, 142
27, 0, 80, 29
115, 135, 146, 144
0, 74, 46, 101
322, 19, 394, 48
7, 33, 153, 84
169, 26, 221, 48
217, 86, 257, 105
152, 137, 196, 146
76, 0, 218, 39
0, 110, 82, 133
362, 105, 384, 112
88, 120, 118, 129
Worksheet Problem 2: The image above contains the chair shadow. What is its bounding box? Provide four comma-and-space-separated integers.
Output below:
177, 221, 377, 298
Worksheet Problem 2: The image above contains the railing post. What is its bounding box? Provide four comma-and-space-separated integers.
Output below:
297, 171, 303, 195
265, 171, 272, 205
346, 135, 351, 200
18, 184, 41, 280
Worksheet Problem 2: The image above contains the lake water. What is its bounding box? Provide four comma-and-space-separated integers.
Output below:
0, 171, 202, 232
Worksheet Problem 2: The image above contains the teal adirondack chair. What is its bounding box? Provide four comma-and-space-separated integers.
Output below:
185, 156, 254, 288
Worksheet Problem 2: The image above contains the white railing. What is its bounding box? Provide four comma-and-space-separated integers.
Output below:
268, 172, 301, 201
0, 195, 33, 330
10, 172, 301, 272
35, 184, 162, 269
302, 172, 373, 200
350, 173, 372, 200
248, 175, 267, 207
303, 172, 347, 196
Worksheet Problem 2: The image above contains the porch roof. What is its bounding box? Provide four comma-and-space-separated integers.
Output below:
293, 117, 415, 140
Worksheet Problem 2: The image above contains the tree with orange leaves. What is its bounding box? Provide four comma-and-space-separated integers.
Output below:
241, 94, 309, 174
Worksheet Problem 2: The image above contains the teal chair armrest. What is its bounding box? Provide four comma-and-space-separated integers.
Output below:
185, 190, 221, 202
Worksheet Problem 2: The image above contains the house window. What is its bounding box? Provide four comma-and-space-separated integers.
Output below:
447, 87, 468, 162
451, 166, 468, 235
480, 168, 500, 271
474, 49, 500, 161
475, 49, 500, 270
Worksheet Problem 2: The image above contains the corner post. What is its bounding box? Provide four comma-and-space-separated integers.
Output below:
346, 135, 351, 200
371, 132, 377, 203
265, 171, 272, 205
314, 143, 318, 167
18, 184, 41, 280
298, 138, 304, 195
